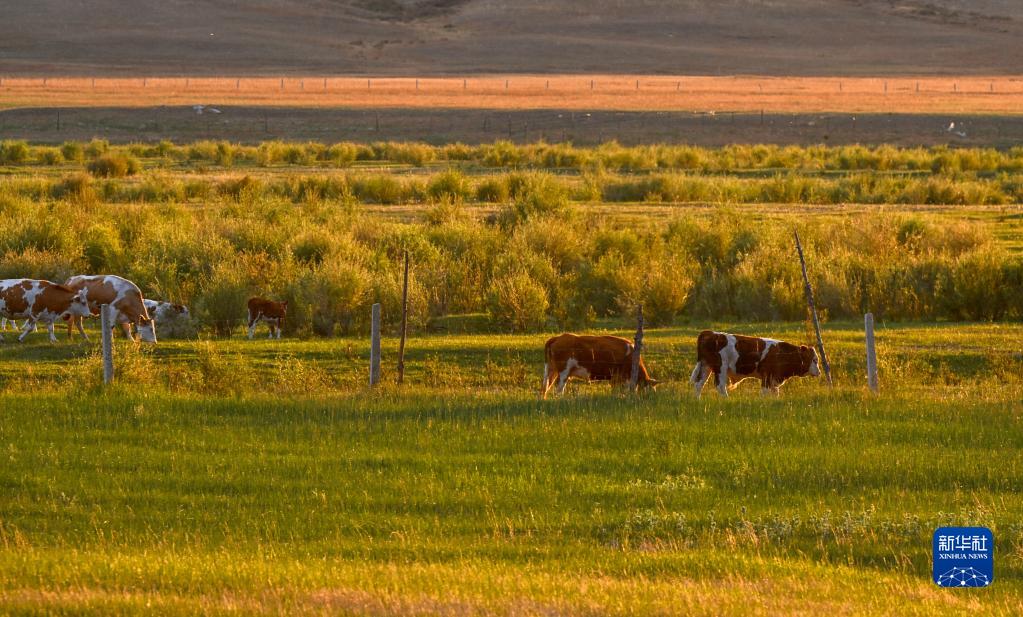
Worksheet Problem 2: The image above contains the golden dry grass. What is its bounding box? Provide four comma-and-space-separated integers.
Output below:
3, 75, 1023, 114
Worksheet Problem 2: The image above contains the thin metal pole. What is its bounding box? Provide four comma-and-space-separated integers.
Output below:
369, 303, 381, 387
630, 304, 644, 392
795, 232, 832, 386
865, 313, 879, 394
396, 251, 410, 385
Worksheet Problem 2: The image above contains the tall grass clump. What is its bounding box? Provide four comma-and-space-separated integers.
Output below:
87, 153, 141, 178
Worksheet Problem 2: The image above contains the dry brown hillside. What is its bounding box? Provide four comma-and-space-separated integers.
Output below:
1, 0, 1021, 76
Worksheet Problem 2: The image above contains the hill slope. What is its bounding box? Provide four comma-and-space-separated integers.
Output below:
1, 0, 1021, 76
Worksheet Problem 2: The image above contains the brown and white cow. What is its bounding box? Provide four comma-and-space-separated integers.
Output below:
247, 297, 288, 339
65, 275, 157, 343
541, 333, 658, 398
143, 299, 189, 324
690, 330, 820, 398
0, 279, 92, 343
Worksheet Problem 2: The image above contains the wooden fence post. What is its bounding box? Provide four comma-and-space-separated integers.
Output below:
865, 313, 879, 394
101, 304, 114, 384
369, 303, 381, 387
396, 250, 410, 385
630, 304, 644, 393
794, 232, 833, 386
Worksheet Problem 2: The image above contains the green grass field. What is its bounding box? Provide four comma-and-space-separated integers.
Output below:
1, 322, 1021, 614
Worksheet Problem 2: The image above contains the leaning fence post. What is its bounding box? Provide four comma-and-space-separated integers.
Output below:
865, 312, 879, 394
101, 304, 114, 384
369, 303, 381, 387
630, 304, 644, 393
396, 250, 410, 385
794, 232, 833, 386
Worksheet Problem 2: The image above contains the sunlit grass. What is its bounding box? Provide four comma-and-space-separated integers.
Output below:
0, 323, 1021, 614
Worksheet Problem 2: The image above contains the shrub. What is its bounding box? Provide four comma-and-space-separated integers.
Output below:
37, 148, 65, 166
325, 143, 358, 167
475, 177, 510, 203
195, 263, 252, 337
487, 270, 549, 332
87, 154, 141, 178
52, 173, 96, 201
427, 169, 473, 202
60, 141, 85, 163
84, 139, 110, 158
0, 140, 30, 164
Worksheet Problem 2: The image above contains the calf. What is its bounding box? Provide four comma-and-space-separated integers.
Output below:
542, 333, 658, 398
65, 275, 157, 343
0, 279, 92, 343
247, 297, 288, 339
690, 330, 820, 398
143, 299, 190, 324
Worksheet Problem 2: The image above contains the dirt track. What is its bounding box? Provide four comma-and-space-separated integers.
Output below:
3, 76, 1023, 115
3, 106, 1020, 147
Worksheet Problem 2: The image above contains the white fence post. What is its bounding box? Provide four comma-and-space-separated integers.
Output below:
101, 304, 114, 384
865, 313, 879, 394
369, 303, 381, 387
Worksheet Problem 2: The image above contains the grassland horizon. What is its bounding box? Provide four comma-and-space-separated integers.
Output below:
3, 75, 1023, 114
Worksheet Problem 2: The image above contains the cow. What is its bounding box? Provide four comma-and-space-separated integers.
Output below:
64, 275, 157, 343
690, 330, 820, 398
0, 279, 92, 343
247, 297, 288, 339
541, 333, 658, 398
143, 299, 189, 324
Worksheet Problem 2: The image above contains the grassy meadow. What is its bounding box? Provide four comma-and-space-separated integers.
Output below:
1, 140, 1022, 614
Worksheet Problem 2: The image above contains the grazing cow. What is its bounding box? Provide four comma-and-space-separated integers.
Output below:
247, 297, 288, 339
64, 275, 157, 343
690, 330, 820, 398
541, 333, 658, 398
143, 299, 190, 324
0, 279, 92, 343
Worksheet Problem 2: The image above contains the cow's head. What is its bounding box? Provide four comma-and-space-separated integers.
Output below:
62, 289, 92, 320
172, 303, 189, 317
137, 317, 158, 344
801, 345, 821, 377
636, 359, 660, 391
280, 300, 289, 313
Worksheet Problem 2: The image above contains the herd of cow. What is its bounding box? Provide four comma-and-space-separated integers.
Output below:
0, 275, 821, 398
0, 274, 287, 344
542, 331, 820, 399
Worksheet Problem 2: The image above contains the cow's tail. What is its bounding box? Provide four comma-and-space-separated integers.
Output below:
541, 339, 556, 398
691, 330, 717, 385
689, 360, 704, 385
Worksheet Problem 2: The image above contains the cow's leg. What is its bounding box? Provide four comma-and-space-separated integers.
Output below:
71, 315, 89, 342
17, 318, 35, 342
247, 311, 259, 340
46, 320, 58, 343
556, 359, 576, 396
118, 319, 136, 343
716, 370, 729, 397
541, 363, 559, 399
276, 319, 282, 339
267, 319, 275, 339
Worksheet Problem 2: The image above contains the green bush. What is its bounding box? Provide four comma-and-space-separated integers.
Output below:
487, 270, 550, 332
0, 141, 30, 164
87, 154, 141, 178
427, 169, 473, 202
60, 141, 85, 163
